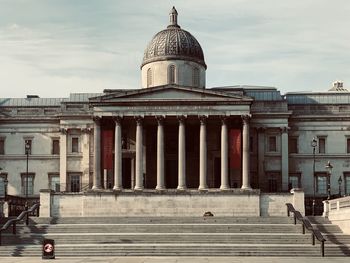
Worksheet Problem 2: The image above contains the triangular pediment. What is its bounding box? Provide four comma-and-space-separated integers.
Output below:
90, 85, 251, 103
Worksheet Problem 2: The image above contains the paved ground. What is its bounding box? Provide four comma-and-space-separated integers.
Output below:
0, 257, 349, 263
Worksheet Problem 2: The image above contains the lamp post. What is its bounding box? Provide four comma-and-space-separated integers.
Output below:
325, 161, 333, 200
3, 178, 8, 201
338, 176, 343, 197
24, 140, 30, 224
311, 137, 317, 216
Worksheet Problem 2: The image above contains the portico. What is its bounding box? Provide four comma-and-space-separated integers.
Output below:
89, 85, 253, 192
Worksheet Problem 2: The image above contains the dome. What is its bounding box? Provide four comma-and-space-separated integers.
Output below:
141, 7, 206, 69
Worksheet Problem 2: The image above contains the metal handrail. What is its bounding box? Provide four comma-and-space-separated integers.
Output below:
0, 203, 40, 246
286, 203, 326, 257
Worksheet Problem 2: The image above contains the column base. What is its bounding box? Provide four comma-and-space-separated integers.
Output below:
134, 186, 144, 191
220, 186, 230, 191
113, 186, 123, 192
177, 186, 187, 191
241, 186, 252, 191
156, 186, 166, 191
198, 187, 208, 192
91, 185, 102, 190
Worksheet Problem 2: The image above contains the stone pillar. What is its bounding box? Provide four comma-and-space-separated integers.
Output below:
113, 117, 123, 191
131, 157, 135, 189
220, 117, 229, 190
92, 117, 102, 190
39, 189, 53, 217
81, 128, 91, 189
257, 128, 265, 190
177, 116, 186, 190
156, 116, 165, 190
199, 116, 208, 190
59, 128, 67, 191
134, 117, 144, 190
281, 127, 289, 191
241, 115, 251, 190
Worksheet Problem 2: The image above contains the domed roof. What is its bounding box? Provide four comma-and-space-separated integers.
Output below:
141, 7, 206, 69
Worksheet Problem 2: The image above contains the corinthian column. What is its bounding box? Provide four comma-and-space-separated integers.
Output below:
156, 116, 165, 190
220, 117, 229, 190
92, 117, 102, 190
134, 116, 144, 190
113, 117, 123, 191
198, 115, 208, 190
177, 116, 186, 190
241, 115, 251, 190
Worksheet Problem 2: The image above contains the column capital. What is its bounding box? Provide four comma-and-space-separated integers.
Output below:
177, 115, 187, 123
59, 128, 68, 134
199, 115, 208, 125
220, 115, 229, 124
280, 126, 290, 133
134, 116, 143, 126
81, 127, 92, 134
155, 115, 165, 125
113, 116, 123, 124
241, 114, 251, 123
93, 116, 101, 123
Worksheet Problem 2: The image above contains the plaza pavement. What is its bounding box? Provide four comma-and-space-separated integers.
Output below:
0, 257, 349, 263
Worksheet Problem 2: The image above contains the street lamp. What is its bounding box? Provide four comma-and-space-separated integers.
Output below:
338, 176, 343, 197
325, 161, 333, 200
3, 178, 8, 201
24, 140, 30, 221
311, 137, 317, 216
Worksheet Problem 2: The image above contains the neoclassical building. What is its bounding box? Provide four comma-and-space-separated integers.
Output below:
1, 8, 350, 216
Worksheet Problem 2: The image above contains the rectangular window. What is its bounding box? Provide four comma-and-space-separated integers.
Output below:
21, 173, 35, 196
347, 138, 350, 154
49, 175, 60, 192
72, 137, 79, 153
24, 139, 32, 155
52, 139, 60, 155
0, 175, 6, 196
318, 137, 326, 154
289, 137, 298, 154
0, 138, 4, 155
268, 136, 277, 152
69, 174, 81, 192
344, 173, 350, 195
316, 173, 327, 194
289, 173, 301, 189
267, 173, 280, 192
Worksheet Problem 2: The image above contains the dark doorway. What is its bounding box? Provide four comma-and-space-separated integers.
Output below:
214, 157, 221, 188
166, 159, 178, 188
122, 158, 131, 189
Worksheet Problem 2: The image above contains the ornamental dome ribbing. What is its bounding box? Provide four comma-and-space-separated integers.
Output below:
141, 7, 206, 69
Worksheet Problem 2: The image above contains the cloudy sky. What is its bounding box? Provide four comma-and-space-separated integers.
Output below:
1, 0, 349, 98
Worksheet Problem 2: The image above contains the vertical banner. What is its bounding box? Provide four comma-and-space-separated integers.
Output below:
229, 129, 242, 169
102, 129, 114, 169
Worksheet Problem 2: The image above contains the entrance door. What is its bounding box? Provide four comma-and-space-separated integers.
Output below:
122, 158, 131, 189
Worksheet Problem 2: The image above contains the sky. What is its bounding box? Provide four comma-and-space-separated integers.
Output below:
0, 0, 350, 98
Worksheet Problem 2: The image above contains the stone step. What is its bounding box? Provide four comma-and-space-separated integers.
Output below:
1, 224, 303, 234
2, 234, 313, 245
27, 216, 295, 225
0, 244, 343, 257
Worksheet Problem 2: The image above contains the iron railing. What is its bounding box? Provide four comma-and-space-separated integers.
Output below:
286, 203, 326, 257
0, 203, 40, 246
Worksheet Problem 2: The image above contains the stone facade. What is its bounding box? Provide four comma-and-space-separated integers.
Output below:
1, 8, 350, 217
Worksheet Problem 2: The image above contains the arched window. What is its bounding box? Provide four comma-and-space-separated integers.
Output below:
147, 68, 152, 87
168, 65, 176, 84
193, 67, 199, 87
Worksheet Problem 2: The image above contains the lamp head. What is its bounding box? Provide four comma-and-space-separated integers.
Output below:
325, 161, 333, 174
338, 176, 343, 185
311, 137, 317, 148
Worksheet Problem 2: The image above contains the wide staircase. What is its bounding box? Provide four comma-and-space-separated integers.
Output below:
0, 216, 349, 257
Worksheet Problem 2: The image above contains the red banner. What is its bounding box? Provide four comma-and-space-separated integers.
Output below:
102, 129, 114, 169
229, 129, 242, 169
